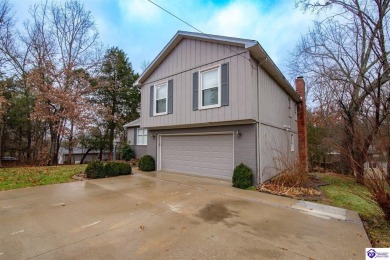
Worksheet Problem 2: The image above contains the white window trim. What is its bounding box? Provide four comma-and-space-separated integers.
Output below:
199, 65, 221, 110
154, 82, 168, 116
137, 128, 148, 146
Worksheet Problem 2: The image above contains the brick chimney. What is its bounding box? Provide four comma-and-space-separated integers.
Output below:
296, 77, 308, 171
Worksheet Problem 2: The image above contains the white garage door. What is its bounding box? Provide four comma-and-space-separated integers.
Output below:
160, 134, 234, 179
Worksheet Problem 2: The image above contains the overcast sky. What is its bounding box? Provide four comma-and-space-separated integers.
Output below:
11, 0, 318, 77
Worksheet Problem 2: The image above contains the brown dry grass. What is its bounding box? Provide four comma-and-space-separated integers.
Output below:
364, 166, 390, 224
259, 184, 322, 198
259, 163, 321, 198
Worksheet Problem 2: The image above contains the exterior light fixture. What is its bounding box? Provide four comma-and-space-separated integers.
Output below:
283, 125, 291, 131
236, 130, 241, 137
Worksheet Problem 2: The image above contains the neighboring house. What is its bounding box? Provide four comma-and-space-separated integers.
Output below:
133, 31, 307, 184
364, 146, 388, 173
59, 148, 109, 164
123, 118, 148, 158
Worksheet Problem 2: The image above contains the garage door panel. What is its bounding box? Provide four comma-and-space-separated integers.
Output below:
160, 134, 234, 179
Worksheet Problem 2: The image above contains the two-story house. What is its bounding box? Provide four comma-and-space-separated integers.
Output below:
132, 31, 307, 184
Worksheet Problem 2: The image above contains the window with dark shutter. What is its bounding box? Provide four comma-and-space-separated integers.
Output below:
155, 82, 168, 115
201, 68, 219, 107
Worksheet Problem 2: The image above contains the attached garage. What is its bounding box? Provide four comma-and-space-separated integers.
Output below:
159, 134, 234, 179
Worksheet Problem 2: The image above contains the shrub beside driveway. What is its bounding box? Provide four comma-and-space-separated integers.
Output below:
0, 165, 87, 190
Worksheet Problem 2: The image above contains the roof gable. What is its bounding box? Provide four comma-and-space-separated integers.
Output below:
123, 118, 140, 128
136, 31, 300, 102
135, 31, 256, 86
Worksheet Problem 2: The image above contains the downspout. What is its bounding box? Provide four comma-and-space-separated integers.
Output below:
256, 58, 268, 184
256, 63, 262, 184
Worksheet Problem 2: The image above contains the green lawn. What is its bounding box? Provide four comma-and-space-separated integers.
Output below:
0, 165, 87, 191
317, 173, 390, 248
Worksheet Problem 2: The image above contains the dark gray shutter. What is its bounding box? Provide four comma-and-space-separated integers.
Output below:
193, 72, 199, 111
221, 63, 229, 106
149, 85, 154, 116
168, 79, 173, 114
133, 128, 137, 145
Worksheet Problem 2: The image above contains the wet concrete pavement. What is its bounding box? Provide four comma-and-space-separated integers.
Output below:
0, 171, 370, 259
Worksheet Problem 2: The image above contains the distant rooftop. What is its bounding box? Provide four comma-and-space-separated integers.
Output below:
123, 118, 140, 128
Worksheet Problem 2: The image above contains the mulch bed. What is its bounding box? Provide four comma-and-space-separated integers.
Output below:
258, 174, 328, 200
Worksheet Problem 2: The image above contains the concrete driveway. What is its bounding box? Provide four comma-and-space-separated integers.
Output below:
0, 171, 370, 259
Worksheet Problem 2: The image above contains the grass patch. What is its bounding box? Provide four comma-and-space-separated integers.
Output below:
245, 186, 257, 191
0, 165, 87, 191
317, 173, 390, 248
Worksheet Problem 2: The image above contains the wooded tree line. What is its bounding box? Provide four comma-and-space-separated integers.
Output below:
0, 0, 140, 166
291, 0, 390, 183
291, 0, 390, 220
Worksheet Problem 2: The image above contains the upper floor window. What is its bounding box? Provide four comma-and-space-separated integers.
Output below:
137, 128, 148, 145
155, 82, 167, 115
200, 67, 220, 109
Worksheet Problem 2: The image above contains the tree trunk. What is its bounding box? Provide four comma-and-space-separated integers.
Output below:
48, 123, 59, 166
355, 158, 365, 185
99, 147, 103, 161
27, 122, 32, 162
18, 126, 23, 164
54, 133, 61, 165
67, 122, 74, 164
108, 125, 114, 160
350, 137, 367, 185
80, 147, 92, 164
341, 124, 354, 175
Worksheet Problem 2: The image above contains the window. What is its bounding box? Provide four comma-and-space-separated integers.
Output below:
137, 129, 148, 145
291, 134, 295, 152
155, 82, 168, 115
200, 67, 220, 108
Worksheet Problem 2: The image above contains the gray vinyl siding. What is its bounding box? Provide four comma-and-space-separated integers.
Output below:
256, 65, 299, 182
127, 127, 149, 158
257, 66, 298, 133
146, 124, 257, 183
133, 146, 147, 158
126, 127, 147, 158
140, 38, 255, 128
138, 36, 301, 183
127, 128, 136, 145
259, 125, 298, 181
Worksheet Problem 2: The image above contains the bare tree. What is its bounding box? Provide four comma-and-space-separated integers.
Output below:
140, 60, 150, 72
291, 0, 390, 184
50, 0, 99, 164
26, 0, 99, 165
0, 0, 102, 166
0, 0, 13, 167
